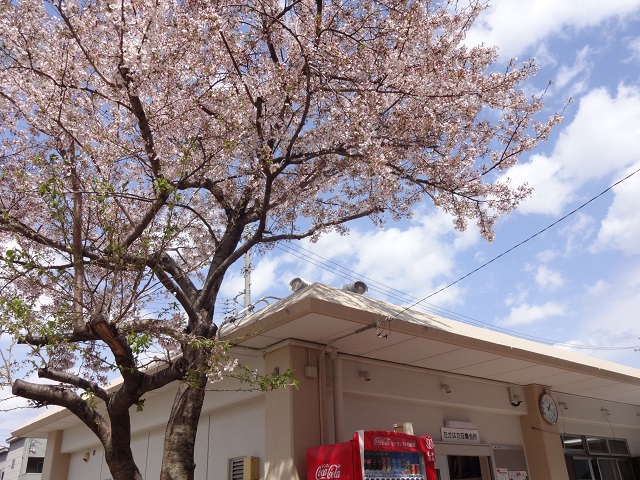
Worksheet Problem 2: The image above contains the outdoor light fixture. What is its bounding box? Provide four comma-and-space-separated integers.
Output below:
289, 277, 310, 292
558, 402, 568, 410
601, 408, 611, 416
359, 370, 372, 382
441, 384, 452, 394
508, 386, 522, 407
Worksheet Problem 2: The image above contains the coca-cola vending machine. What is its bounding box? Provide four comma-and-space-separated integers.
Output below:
307, 430, 436, 480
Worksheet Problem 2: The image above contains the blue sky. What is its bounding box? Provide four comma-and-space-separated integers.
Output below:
218, 0, 640, 368
3, 0, 640, 439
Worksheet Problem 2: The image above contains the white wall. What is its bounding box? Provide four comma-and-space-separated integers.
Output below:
554, 393, 640, 456
2, 439, 25, 480
339, 357, 526, 447
64, 394, 266, 480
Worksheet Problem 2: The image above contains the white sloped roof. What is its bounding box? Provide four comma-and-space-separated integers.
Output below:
223, 282, 640, 404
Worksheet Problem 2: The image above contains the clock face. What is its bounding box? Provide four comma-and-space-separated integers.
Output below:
539, 393, 558, 424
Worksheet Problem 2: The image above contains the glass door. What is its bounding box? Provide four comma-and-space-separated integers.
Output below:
435, 455, 490, 480
572, 458, 595, 480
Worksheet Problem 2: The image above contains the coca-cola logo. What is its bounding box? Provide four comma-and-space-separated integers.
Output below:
373, 437, 416, 449
315, 463, 341, 479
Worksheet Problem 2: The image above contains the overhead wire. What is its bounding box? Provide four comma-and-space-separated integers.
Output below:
274, 165, 640, 351
277, 242, 637, 350
393, 166, 640, 313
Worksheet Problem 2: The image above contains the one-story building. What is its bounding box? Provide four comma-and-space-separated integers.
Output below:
13, 282, 640, 480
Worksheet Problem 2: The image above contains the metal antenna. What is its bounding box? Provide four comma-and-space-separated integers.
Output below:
244, 246, 251, 312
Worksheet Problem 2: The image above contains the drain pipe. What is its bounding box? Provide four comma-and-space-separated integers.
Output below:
317, 345, 332, 445
329, 349, 345, 443
316, 321, 378, 444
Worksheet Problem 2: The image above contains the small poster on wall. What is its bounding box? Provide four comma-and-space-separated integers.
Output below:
509, 471, 528, 480
496, 468, 509, 480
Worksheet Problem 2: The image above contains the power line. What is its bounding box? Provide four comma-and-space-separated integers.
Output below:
396, 165, 640, 314
279, 241, 638, 350
277, 166, 640, 351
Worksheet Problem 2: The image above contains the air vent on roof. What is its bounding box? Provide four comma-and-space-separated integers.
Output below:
343, 281, 368, 295
289, 277, 310, 292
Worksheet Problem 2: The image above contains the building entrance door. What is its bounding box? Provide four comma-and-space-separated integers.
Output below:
434, 455, 490, 480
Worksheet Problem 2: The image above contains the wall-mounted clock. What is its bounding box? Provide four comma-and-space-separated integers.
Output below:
539, 392, 558, 424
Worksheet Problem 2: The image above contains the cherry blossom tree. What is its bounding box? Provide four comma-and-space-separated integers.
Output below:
0, 0, 561, 478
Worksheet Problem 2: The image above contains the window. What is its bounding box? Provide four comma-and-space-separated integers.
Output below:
562, 435, 586, 453
617, 459, 635, 479
586, 437, 609, 455
596, 458, 621, 480
564, 436, 637, 480
10, 459, 14, 469
607, 439, 629, 456
572, 458, 594, 480
563, 436, 631, 458
26, 456, 45, 474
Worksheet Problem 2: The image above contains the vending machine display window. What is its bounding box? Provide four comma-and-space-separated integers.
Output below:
307, 430, 437, 480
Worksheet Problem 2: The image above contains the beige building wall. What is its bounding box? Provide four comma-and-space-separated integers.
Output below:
519, 385, 569, 480
31, 344, 640, 480
42, 431, 70, 480
263, 342, 321, 480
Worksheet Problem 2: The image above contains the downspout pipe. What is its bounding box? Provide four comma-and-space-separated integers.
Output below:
329, 349, 345, 443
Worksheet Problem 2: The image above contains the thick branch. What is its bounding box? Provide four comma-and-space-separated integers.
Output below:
38, 367, 110, 402
109, 358, 188, 415
18, 331, 101, 346
120, 190, 170, 249
89, 313, 135, 372
152, 263, 199, 321
12, 379, 108, 442
70, 158, 85, 333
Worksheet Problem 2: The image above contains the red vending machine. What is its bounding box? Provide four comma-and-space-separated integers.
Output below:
307, 430, 436, 480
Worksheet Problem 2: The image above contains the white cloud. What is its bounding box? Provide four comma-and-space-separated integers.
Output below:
498, 301, 566, 326
561, 263, 640, 364
504, 154, 570, 215
235, 209, 482, 311
626, 35, 640, 61
558, 213, 597, 255
536, 249, 559, 263
554, 46, 592, 93
585, 279, 609, 295
534, 265, 565, 290
467, 0, 640, 59
591, 163, 640, 255
504, 288, 529, 308
504, 84, 640, 215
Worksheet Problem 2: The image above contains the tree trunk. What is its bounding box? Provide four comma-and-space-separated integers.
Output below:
104, 411, 143, 480
160, 352, 208, 480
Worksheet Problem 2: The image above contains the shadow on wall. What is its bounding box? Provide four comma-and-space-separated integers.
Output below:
264, 458, 300, 480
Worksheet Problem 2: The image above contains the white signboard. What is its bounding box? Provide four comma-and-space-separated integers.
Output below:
509, 471, 528, 480
496, 468, 509, 480
440, 427, 480, 443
